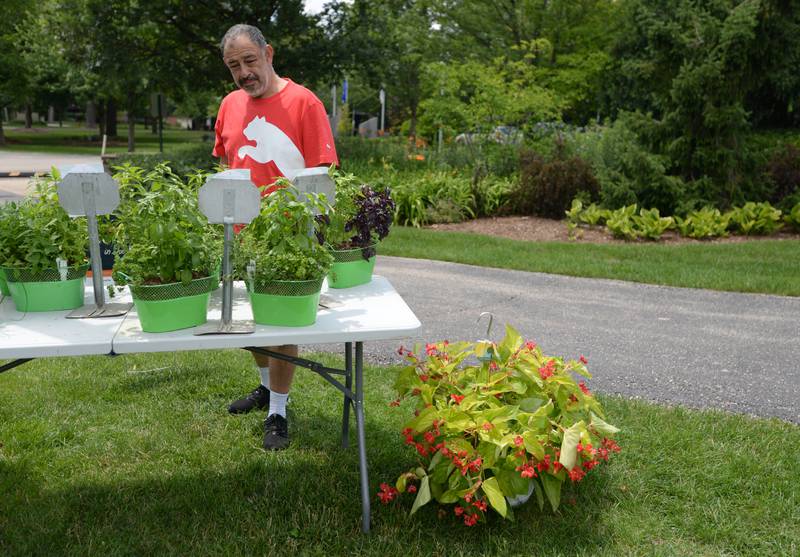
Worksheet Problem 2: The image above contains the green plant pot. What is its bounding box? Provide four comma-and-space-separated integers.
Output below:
132, 292, 211, 333
248, 278, 323, 327
3, 265, 88, 312
327, 246, 376, 289
0, 268, 9, 296
129, 274, 217, 333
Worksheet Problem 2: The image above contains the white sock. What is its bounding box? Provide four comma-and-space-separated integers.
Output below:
268, 391, 289, 418
259, 367, 270, 389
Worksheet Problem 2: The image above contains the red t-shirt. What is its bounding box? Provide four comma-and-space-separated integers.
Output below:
213, 79, 339, 195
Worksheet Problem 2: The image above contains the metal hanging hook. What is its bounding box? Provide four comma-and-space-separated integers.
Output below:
477, 311, 494, 338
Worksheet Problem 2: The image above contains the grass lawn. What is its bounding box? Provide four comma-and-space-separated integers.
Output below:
381, 227, 800, 296
0, 350, 797, 555
1, 124, 208, 155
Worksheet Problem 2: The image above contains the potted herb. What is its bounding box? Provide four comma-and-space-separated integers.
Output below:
326, 170, 395, 289
110, 163, 222, 332
0, 173, 89, 312
235, 182, 332, 327
380, 325, 621, 526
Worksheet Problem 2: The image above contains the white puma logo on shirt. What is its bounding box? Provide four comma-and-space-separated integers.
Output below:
237, 116, 306, 179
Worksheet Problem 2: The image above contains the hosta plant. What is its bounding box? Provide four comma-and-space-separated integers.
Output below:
327, 169, 395, 259
727, 202, 783, 235
673, 207, 730, 239
380, 325, 621, 526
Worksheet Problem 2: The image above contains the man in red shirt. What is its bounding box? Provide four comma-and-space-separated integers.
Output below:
213, 24, 338, 451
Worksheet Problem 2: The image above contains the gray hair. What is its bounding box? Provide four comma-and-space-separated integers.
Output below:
220, 24, 267, 53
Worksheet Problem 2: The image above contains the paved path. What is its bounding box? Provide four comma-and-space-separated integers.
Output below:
311, 256, 800, 423
0, 151, 102, 203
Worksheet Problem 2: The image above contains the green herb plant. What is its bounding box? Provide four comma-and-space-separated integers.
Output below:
632, 207, 674, 240
0, 170, 88, 272
110, 163, 221, 286
235, 181, 333, 287
380, 325, 621, 526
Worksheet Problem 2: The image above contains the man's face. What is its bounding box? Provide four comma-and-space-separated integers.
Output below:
223, 35, 273, 98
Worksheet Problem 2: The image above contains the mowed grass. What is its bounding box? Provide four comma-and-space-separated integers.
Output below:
1, 124, 208, 155
381, 227, 800, 296
0, 350, 797, 556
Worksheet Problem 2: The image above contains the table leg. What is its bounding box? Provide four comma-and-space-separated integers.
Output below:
342, 342, 353, 448
355, 341, 371, 533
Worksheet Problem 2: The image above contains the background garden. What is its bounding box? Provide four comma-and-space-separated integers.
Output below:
1, 1, 799, 555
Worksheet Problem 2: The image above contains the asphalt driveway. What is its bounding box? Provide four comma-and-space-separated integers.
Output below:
311, 256, 800, 423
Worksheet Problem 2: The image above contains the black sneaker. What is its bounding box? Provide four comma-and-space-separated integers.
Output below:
263, 413, 290, 451
228, 385, 270, 414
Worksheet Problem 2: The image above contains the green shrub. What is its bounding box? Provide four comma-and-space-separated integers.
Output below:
674, 208, 730, 239
784, 202, 800, 232
113, 143, 219, 178
565, 199, 611, 227
513, 144, 599, 219
572, 117, 685, 214
766, 143, 800, 209
727, 202, 784, 235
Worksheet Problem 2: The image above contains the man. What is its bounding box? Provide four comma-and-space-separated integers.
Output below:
213, 24, 338, 450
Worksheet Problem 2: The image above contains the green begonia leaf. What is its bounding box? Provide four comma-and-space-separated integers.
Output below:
540, 474, 561, 512
590, 412, 620, 436
410, 476, 431, 515
559, 422, 583, 470
482, 476, 508, 518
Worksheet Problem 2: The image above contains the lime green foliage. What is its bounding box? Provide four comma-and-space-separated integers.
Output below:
785, 202, 800, 232
728, 202, 784, 235
632, 208, 674, 240
605, 205, 639, 240
110, 163, 221, 286
674, 207, 731, 239
0, 170, 87, 271
387, 325, 619, 524
566, 199, 611, 227
235, 182, 332, 284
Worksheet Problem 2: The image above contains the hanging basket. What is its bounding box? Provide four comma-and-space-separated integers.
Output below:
248, 277, 324, 327
130, 274, 217, 333
2, 264, 89, 312
327, 245, 376, 289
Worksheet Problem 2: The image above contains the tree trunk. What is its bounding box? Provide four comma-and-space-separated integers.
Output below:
0, 116, 5, 146
86, 101, 97, 128
24, 103, 33, 128
127, 92, 136, 152
105, 98, 117, 137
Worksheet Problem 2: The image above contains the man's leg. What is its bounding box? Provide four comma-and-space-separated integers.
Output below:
227, 350, 271, 414
262, 344, 296, 451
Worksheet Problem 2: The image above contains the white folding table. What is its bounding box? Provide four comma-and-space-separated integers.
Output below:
0, 275, 421, 533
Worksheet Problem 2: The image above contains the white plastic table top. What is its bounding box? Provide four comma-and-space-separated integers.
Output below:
112, 275, 421, 353
0, 276, 420, 359
0, 281, 125, 359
